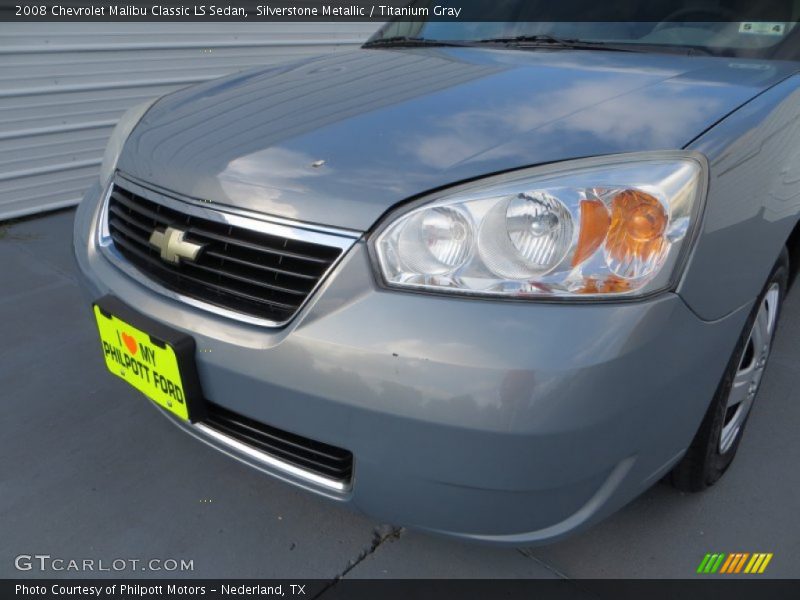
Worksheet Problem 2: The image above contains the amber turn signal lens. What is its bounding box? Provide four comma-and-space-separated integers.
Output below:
605, 190, 668, 278
572, 199, 611, 267
578, 275, 631, 294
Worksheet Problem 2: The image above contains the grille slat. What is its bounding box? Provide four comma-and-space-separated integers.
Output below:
111, 189, 170, 225
107, 184, 344, 323
208, 421, 350, 479
108, 216, 152, 247
185, 227, 333, 265
108, 203, 156, 234
183, 261, 310, 297
203, 249, 318, 281
204, 401, 353, 483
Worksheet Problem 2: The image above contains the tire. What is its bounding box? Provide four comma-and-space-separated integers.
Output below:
670, 248, 789, 492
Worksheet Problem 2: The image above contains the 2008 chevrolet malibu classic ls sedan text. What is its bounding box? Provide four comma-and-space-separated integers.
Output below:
73, 8, 800, 543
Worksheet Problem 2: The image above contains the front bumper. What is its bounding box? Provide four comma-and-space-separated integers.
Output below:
74, 181, 750, 544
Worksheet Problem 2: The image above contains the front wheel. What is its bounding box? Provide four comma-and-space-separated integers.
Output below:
670, 250, 788, 492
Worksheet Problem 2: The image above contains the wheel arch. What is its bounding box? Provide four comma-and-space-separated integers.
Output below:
786, 218, 800, 290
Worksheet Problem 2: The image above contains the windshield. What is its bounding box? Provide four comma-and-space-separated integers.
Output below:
367, 0, 800, 59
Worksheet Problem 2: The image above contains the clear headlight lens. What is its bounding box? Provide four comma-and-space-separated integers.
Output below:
479, 192, 574, 279
99, 98, 158, 188
397, 206, 473, 275
372, 154, 705, 299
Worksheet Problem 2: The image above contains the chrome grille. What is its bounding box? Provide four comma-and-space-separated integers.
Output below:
103, 179, 353, 325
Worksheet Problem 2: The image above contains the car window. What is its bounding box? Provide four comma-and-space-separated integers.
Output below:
371, 0, 800, 59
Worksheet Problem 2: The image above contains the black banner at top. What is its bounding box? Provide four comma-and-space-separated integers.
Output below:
2, 0, 800, 22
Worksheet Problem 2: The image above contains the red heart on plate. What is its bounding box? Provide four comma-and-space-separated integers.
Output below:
121, 332, 138, 355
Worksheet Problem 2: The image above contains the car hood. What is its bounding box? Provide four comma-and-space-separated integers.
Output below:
119, 47, 795, 231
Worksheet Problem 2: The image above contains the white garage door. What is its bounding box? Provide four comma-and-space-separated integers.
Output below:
0, 22, 376, 220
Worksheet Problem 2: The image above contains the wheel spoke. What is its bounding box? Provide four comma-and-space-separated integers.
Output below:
720, 421, 740, 453
753, 302, 769, 352
764, 285, 780, 336
726, 376, 751, 409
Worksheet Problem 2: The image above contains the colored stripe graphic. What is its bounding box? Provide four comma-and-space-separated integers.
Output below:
697, 554, 713, 573
719, 554, 736, 574
745, 554, 761, 574
716, 554, 728, 573
722, 553, 738, 573
720, 553, 740, 574
734, 553, 750, 573
704, 554, 719, 573
700, 552, 774, 575
759, 553, 774, 573
697, 553, 726, 573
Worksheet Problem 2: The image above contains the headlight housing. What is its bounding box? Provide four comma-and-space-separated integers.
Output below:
99, 98, 158, 189
371, 153, 706, 299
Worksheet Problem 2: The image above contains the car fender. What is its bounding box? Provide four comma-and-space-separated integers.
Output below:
681, 73, 800, 321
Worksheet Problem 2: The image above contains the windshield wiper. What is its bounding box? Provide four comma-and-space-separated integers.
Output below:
474, 35, 714, 55
362, 36, 467, 48
363, 34, 713, 56
474, 35, 639, 52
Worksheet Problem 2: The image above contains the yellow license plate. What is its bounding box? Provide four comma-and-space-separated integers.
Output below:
93, 304, 192, 421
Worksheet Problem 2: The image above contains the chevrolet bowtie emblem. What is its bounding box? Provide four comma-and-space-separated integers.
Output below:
148, 226, 204, 265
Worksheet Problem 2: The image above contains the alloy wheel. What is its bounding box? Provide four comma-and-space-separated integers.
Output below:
719, 283, 780, 453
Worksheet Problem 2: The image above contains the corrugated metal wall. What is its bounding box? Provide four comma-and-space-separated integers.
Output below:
0, 23, 376, 220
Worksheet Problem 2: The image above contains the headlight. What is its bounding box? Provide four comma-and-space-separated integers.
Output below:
371, 153, 706, 299
99, 99, 158, 188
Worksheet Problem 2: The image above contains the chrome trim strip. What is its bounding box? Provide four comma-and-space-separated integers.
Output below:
193, 423, 351, 492
118, 171, 362, 237
97, 173, 361, 328
155, 404, 351, 494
